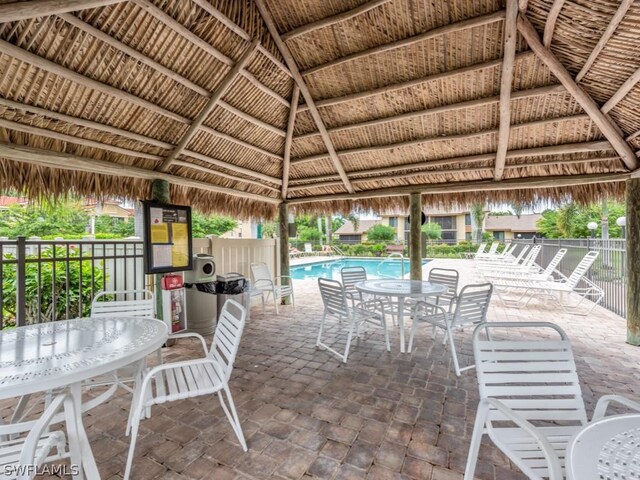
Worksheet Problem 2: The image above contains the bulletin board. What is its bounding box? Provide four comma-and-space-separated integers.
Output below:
143, 201, 193, 274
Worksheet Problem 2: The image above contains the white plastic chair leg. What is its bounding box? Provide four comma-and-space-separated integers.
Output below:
273, 289, 279, 315
316, 313, 327, 347
408, 319, 418, 353
123, 406, 143, 480
343, 323, 355, 363
463, 404, 489, 480
218, 387, 247, 452
446, 324, 461, 376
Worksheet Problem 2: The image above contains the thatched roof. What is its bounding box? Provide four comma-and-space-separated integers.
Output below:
0, 0, 638, 217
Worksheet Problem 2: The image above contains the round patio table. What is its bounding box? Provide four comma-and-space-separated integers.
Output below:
567, 414, 640, 479
355, 279, 447, 353
0, 317, 168, 480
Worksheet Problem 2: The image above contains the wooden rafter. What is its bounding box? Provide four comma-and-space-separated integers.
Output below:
519, 0, 529, 13
0, 142, 280, 203
281, 0, 392, 42
58, 13, 285, 137
291, 114, 593, 166
0, 97, 282, 186
518, 14, 638, 170
575, 0, 635, 82
602, 65, 640, 113
0, 0, 124, 23
255, 0, 355, 194
159, 40, 259, 172
281, 85, 300, 200
287, 172, 629, 204
542, 0, 566, 47
494, 0, 518, 181
302, 10, 506, 77
295, 84, 565, 142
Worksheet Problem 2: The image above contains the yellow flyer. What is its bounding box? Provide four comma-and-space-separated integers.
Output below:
150, 223, 169, 243
171, 223, 189, 267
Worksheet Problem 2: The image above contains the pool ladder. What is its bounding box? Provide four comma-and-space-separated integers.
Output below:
376, 253, 405, 279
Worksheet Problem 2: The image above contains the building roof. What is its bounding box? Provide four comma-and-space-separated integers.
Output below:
0, 196, 28, 208
484, 214, 542, 233
335, 219, 381, 235
0, 1, 637, 217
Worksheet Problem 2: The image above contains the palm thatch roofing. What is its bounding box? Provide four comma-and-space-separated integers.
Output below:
0, 0, 639, 217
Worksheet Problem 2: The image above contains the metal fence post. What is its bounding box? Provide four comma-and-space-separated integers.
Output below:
16, 236, 26, 326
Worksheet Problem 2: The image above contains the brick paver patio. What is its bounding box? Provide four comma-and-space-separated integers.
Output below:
18, 259, 640, 479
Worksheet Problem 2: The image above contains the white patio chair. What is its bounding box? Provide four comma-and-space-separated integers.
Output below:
124, 300, 248, 480
303, 243, 314, 256
404, 267, 460, 315
465, 321, 640, 480
227, 272, 265, 314
341, 266, 367, 306
91, 289, 155, 318
250, 262, 294, 314
316, 278, 390, 363
0, 392, 79, 480
477, 244, 541, 273
491, 251, 603, 315
408, 283, 493, 376
482, 248, 567, 282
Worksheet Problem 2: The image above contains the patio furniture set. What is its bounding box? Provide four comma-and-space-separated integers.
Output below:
315, 247, 640, 479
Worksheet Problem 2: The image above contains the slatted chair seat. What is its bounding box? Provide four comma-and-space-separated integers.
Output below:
0, 431, 66, 473
149, 361, 225, 404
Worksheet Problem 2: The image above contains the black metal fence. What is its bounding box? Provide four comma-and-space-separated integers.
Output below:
0, 237, 146, 328
514, 238, 626, 317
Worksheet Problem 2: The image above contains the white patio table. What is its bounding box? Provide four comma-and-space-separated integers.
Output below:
355, 279, 447, 353
567, 413, 640, 479
0, 317, 168, 480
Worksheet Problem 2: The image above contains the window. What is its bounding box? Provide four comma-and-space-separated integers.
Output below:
431, 216, 455, 230
493, 231, 505, 241
339, 234, 362, 244
465, 214, 471, 226
465, 232, 472, 241
441, 231, 457, 241
388, 217, 398, 227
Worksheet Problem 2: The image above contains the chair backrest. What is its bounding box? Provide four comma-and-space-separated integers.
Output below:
428, 268, 459, 306
304, 243, 313, 253
250, 262, 272, 283
452, 283, 492, 327
476, 243, 487, 255
341, 266, 367, 292
542, 248, 567, 277
210, 299, 246, 381
512, 244, 530, 263
318, 278, 348, 318
473, 321, 588, 430
566, 251, 599, 288
498, 243, 514, 258
487, 242, 499, 255
521, 244, 541, 267
91, 289, 155, 318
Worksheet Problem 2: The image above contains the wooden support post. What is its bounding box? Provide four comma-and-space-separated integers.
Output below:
627, 177, 640, 345
279, 203, 291, 304
409, 193, 422, 281
151, 179, 171, 319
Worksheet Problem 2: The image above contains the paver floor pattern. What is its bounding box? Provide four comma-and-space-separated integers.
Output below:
5, 259, 639, 479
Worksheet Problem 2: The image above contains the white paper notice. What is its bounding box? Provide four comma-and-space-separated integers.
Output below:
152, 244, 172, 267
150, 207, 164, 226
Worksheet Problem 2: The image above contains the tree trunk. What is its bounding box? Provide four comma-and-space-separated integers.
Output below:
627, 178, 640, 345
279, 203, 291, 304
410, 193, 422, 280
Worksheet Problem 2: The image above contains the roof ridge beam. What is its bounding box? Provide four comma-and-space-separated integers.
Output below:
281, 85, 300, 200
0, 142, 279, 203
58, 13, 286, 137
291, 113, 593, 165
159, 40, 259, 172
0, 0, 124, 23
295, 84, 564, 141
302, 10, 506, 77
517, 14, 637, 170
255, 0, 355, 194
287, 172, 629, 205
297, 51, 537, 112
281, 0, 392, 42
575, 0, 635, 82
494, 0, 518, 181
0, 97, 282, 185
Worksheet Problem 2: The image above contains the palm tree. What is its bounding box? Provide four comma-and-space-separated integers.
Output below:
511, 201, 523, 219
345, 213, 359, 232
470, 203, 485, 243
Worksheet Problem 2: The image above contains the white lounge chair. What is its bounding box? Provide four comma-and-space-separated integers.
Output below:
464, 242, 487, 259
408, 283, 493, 376
316, 278, 389, 363
490, 251, 603, 315
474, 241, 500, 259
124, 300, 248, 480
482, 248, 567, 282
476, 243, 526, 265
465, 321, 640, 480
250, 262, 294, 314
477, 244, 541, 274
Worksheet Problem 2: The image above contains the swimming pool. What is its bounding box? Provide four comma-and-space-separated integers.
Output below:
290, 258, 428, 280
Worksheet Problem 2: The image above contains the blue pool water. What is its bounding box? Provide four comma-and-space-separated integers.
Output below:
290, 258, 428, 280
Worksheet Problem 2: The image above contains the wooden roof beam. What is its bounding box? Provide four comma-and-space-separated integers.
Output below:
255, 0, 355, 194
281, 85, 299, 200
59, 13, 285, 137
159, 40, 259, 172
0, 0, 124, 23
0, 142, 280, 204
287, 173, 629, 204
518, 14, 638, 170
281, 0, 392, 42
576, 0, 635, 82
0, 97, 282, 185
302, 10, 506, 77
494, 0, 518, 181
542, 0, 566, 47
602, 65, 640, 113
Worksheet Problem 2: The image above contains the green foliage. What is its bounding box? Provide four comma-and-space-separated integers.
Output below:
260, 221, 278, 239
425, 241, 479, 258
421, 222, 442, 240
536, 201, 626, 238
482, 232, 494, 243
366, 224, 396, 242
332, 243, 387, 257
470, 203, 485, 243
191, 211, 237, 238
2, 247, 104, 325
536, 210, 562, 238
94, 216, 135, 237
0, 201, 89, 238
488, 211, 513, 216
298, 226, 321, 242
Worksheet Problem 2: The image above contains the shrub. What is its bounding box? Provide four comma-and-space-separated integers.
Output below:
366, 224, 396, 243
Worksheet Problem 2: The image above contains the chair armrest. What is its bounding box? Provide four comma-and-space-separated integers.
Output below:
273, 276, 292, 285
168, 332, 208, 355
592, 394, 640, 421
479, 398, 563, 480
412, 300, 448, 319
359, 298, 386, 313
